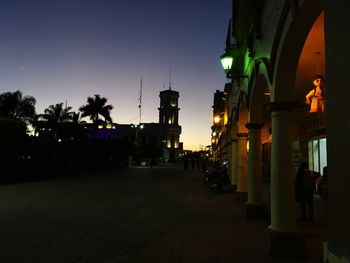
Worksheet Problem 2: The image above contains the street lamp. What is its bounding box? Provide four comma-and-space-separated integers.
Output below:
220, 52, 234, 74
213, 115, 221, 124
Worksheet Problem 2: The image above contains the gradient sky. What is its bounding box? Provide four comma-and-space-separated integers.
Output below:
0, 0, 231, 150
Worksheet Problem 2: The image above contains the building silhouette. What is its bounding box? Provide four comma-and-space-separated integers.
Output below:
83, 88, 182, 163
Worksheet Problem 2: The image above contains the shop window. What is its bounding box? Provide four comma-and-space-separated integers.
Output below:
308, 138, 327, 174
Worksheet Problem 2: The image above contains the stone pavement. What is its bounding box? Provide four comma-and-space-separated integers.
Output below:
0, 165, 327, 263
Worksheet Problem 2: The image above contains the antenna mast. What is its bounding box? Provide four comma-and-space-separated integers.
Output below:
169, 68, 172, 90
138, 78, 143, 124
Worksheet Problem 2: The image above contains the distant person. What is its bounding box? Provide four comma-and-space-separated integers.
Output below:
150, 158, 155, 168
201, 157, 209, 173
318, 166, 328, 201
183, 156, 189, 171
191, 157, 196, 171
295, 162, 315, 221
196, 157, 201, 171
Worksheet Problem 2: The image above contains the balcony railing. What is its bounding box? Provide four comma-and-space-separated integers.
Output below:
304, 112, 326, 132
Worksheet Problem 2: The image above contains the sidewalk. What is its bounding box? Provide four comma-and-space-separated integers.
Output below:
186, 168, 328, 263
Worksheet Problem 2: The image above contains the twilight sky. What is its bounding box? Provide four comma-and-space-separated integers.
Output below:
0, 0, 231, 150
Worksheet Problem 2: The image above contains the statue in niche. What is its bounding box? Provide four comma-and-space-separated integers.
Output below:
305, 74, 325, 113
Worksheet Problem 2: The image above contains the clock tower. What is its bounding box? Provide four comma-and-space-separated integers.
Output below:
159, 89, 179, 125
158, 88, 181, 162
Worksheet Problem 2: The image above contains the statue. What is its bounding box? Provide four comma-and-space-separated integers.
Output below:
305, 74, 325, 113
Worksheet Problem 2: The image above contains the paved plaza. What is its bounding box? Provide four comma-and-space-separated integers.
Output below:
0, 165, 327, 263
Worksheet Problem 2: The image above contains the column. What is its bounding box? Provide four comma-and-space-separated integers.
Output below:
227, 141, 232, 176
324, 2, 350, 261
267, 102, 306, 259
245, 123, 268, 219
235, 133, 248, 201
230, 139, 238, 191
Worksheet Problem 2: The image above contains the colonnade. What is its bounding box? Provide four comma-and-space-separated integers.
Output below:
228, 102, 306, 258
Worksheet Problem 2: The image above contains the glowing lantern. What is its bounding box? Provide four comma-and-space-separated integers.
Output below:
213, 115, 221, 124
220, 52, 234, 73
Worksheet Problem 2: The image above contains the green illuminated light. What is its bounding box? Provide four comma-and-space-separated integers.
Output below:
220, 53, 234, 73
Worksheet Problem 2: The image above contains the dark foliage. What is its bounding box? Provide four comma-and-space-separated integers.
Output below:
79, 95, 113, 125
0, 134, 133, 184
0, 90, 36, 124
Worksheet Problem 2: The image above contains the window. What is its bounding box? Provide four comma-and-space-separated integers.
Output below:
308, 138, 327, 174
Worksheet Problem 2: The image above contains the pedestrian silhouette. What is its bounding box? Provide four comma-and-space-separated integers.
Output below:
318, 166, 328, 201
295, 162, 315, 221
191, 157, 196, 171
183, 156, 189, 171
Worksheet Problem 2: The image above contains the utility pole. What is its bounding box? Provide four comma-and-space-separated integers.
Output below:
169, 68, 172, 90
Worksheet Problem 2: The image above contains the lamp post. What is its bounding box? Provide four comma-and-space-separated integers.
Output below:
220, 51, 234, 78
134, 124, 144, 146
220, 51, 248, 83
131, 123, 144, 165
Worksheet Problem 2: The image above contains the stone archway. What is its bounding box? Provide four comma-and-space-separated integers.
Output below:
267, 0, 324, 259
272, 0, 324, 102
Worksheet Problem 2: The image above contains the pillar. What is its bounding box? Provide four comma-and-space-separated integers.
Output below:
235, 133, 248, 201
226, 141, 236, 192
245, 123, 268, 219
230, 139, 238, 191
266, 102, 306, 259
324, 2, 350, 261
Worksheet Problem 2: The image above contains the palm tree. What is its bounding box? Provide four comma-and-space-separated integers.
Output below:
61, 111, 87, 141
0, 90, 36, 124
39, 103, 73, 124
71, 112, 86, 125
79, 94, 113, 125
37, 103, 73, 139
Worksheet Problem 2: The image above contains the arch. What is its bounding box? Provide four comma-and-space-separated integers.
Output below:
247, 57, 271, 123
249, 73, 270, 124
272, 0, 324, 102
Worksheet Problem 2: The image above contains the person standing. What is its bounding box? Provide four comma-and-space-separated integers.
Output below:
183, 156, 189, 171
295, 162, 316, 221
191, 156, 196, 171
318, 166, 328, 201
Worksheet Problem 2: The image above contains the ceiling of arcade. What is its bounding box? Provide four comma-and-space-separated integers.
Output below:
295, 12, 325, 105
247, 12, 324, 129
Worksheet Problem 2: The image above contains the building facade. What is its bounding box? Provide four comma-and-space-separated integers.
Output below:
211, 89, 226, 161
214, 0, 350, 261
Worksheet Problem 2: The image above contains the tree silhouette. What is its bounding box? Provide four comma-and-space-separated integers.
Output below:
37, 103, 74, 140
39, 103, 73, 124
71, 112, 86, 125
79, 94, 113, 125
0, 90, 36, 124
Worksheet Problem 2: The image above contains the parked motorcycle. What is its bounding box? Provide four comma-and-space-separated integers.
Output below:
205, 162, 230, 194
